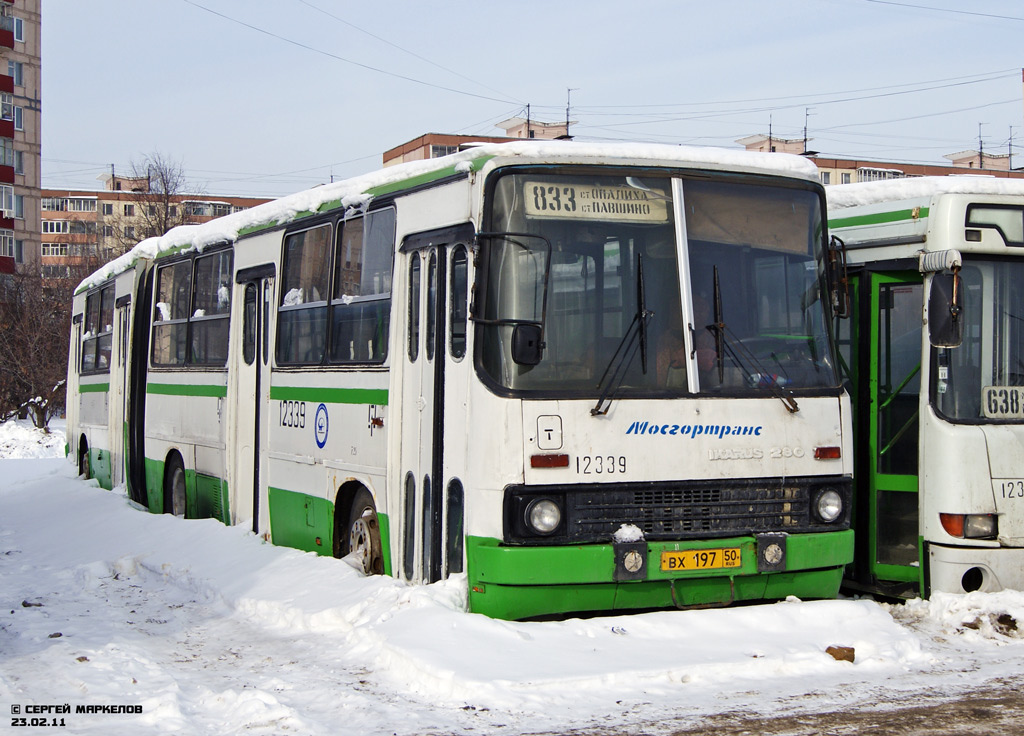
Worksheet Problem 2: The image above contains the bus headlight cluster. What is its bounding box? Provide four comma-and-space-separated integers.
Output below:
940, 513, 997, 540
526, 498, 562, 535
814, 488, 843, 523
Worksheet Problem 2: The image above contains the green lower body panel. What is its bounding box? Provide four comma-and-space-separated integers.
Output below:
141, 456, 229, 524
467, 529, 854, 620
266, 487, 393, 574
194, 473, 230, 524
88, 447, 113, 491
268, 487, 335, 555
144, 457, 165, 513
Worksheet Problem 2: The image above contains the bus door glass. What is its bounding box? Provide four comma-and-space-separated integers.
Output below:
870, 273, 922, 583
401, 235, 469, 584
401, 243, 445, 583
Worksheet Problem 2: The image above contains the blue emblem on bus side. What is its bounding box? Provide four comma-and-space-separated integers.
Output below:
315, 403, 329, 448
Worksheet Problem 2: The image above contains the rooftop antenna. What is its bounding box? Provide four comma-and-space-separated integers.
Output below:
566, 88, 578, 139
979, 122, 986, 169
803, 108, 811, 154
768, 114, 773, 152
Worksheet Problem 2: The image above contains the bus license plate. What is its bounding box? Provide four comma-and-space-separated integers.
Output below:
660, 548, 741, 572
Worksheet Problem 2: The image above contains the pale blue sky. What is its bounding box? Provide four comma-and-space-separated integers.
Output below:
43, 0, 1024, 197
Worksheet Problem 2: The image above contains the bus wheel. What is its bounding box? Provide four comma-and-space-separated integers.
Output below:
78, 439, 90, 479
164, 454, 187, 518
345, 489, 383, 575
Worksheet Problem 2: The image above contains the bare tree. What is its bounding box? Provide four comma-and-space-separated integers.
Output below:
103, 152, 207, 259
0, 266, 88, 429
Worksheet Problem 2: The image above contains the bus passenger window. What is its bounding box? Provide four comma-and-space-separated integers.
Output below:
152, 261, 192, 367
329, 209, 395, 364
190, 249, 233, 366
449, 246, 468, 359
277, 224, 330, 365
82, 283, 114, 373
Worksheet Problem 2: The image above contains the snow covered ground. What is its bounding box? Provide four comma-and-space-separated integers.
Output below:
2, 418, 1024, 735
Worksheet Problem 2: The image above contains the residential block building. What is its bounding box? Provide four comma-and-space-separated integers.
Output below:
39, 174, 271, 279
0, 0, 39, 275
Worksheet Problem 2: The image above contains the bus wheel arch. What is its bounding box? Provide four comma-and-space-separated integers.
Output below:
78, 435, 90, 478
334, 482, 383, 575
163, 451, 187, 518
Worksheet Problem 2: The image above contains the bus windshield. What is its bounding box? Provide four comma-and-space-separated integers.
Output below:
478, 171, 838, 395
935, 257, 1024, 422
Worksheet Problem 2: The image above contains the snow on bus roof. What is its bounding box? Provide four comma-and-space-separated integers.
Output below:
828, 175, 1024, 210
76, 141, 819, 293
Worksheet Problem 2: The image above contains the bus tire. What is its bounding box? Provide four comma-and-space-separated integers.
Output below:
78, 437, 90, 479
344, 489, 383, 575
163, 453, 187, 518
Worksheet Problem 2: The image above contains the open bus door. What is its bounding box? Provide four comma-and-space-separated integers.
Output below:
231, 265, 275, 535
126, 267, 153, 506
842, 271, 923, 596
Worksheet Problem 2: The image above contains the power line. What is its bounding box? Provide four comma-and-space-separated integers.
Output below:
570, 69, 1018, 111
855, 0, 1024, 22
295, 0, 518, 103
179, 0, 522, 106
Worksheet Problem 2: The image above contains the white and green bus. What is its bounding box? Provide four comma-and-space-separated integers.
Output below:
830, 177, 1024, 597
67, 142, 853, 620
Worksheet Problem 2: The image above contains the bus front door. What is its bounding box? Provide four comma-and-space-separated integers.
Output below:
400, 245, 445, 584
867, 273, 923, 593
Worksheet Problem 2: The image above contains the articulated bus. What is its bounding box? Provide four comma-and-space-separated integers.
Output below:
829, 177, 1024, 598
67, 142, 853, 620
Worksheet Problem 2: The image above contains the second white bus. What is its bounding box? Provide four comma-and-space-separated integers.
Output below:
830, 177, 1024, 597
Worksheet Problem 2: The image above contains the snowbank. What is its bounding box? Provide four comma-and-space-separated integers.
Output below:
3, 430, 1024, 733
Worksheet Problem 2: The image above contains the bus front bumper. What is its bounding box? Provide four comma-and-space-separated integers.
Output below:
928, 542, 1024, 594
466, 529, 854, 620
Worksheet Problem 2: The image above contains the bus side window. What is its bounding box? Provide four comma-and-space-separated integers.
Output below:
152, 262, 192, 367
449, 245, 468, 359
329, 209, 395, 364
277, 224, 331, 365
190, 249, 233, 366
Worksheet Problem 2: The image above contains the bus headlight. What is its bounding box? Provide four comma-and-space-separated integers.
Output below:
940, 513, 997, 540
526, 498, 562, 535
814, 488, 843, 523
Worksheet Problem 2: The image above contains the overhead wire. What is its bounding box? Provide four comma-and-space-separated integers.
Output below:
179, 0, 523, 106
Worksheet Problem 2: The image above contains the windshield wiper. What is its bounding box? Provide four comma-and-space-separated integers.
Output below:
592, 253, 652, 416
708, 265, 799, 413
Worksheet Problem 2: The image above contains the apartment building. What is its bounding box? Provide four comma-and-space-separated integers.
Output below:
40, 174, 271, 279
736, 134, 1024, 184
0, 0, 39, 275
383, 117, 571, 167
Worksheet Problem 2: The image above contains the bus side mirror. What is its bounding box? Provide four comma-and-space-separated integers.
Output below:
827, 235, 850, 319
929, 272, 964, 348
511, 323, 544, 365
